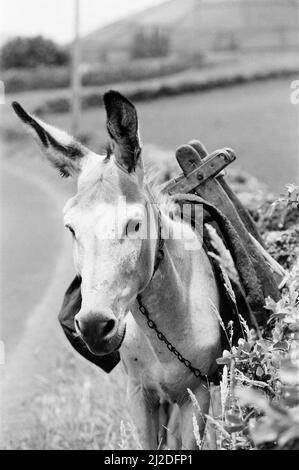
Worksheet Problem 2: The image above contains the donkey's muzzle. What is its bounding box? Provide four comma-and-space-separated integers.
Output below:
75, 310, 123, 355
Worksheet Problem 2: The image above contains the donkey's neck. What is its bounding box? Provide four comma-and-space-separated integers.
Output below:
131, 213, 220, 368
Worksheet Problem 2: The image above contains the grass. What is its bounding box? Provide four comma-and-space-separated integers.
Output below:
38, 78, 298, 193
212, 265, 299, 450
8, 353, 133, 450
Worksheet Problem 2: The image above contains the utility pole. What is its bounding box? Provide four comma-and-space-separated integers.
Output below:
71, 0, 81, 137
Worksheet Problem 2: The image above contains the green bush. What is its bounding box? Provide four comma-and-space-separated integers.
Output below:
1, 36, 70, 70
207, 186, 299, 451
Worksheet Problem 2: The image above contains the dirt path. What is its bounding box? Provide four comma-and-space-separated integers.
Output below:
1, 165, 64, 352
0, 162, 74, 448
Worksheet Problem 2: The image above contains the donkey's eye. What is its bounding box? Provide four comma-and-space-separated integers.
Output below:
125, 220, 142, 236
66, 225, 76, 237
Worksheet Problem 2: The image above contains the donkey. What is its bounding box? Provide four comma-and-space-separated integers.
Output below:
12, 91, 222, 450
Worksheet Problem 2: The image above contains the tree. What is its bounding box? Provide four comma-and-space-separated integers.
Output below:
0, 36, 70, 70
130, 27, 170, 60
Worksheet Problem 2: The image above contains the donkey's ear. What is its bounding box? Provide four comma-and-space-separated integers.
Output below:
103, 90, 141, 173
12, 102, 90, 178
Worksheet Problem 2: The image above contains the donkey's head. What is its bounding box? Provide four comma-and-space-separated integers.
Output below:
12, 91, 160, 355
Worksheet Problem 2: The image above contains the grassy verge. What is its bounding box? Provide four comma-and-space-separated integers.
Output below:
7, 353, 135, 450
2, 55, 204, 94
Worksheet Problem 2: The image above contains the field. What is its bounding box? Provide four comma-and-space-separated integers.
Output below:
42, 77, 298, 191
1, 77, 298, 449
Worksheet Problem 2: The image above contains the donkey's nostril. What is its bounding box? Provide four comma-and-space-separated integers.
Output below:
74, 313, 116, 343
73, 312, 120, 355
103, 319, 116, 336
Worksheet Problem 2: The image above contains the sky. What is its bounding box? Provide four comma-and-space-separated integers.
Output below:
0, 0, 166, 44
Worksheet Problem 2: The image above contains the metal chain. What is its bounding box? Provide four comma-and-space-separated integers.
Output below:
136, 295, 208, 383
